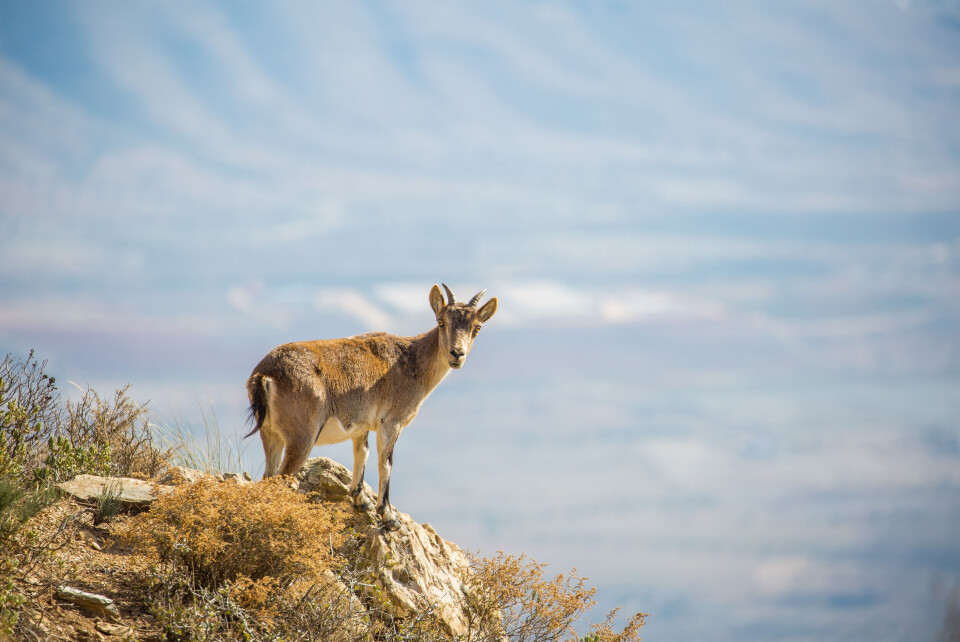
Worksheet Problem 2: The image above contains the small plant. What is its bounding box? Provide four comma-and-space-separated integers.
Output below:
580, 608, 647, 642
156, 401, 252, 476
93, 480, 124, 526
36, 433, 111, 485
462, 551, 647, 642
0, 477, 74, 638
463, 552, 595, 641
122, 476, 381, 640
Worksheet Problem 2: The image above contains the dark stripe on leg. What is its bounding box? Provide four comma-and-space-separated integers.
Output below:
351, 466, 365, 497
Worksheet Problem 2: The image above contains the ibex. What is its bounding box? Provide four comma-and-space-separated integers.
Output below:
245, 284, 497, 530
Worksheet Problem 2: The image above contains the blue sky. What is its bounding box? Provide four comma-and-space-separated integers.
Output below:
1, 1, 959, 640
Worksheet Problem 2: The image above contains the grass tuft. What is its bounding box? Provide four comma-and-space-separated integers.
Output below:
154, 400, 254, 476
93, 480, 124, 526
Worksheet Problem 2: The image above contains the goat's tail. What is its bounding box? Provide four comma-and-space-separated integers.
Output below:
244, 373, 273, 439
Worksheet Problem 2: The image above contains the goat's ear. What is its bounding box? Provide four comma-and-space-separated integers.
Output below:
477, 297, 497, 323
429, 284, 446, 317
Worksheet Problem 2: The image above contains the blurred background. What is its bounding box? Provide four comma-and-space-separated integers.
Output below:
1, 1, 959, 640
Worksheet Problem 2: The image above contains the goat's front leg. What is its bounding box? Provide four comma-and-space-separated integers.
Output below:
375, 426, 401, 531
349, 433, 374, 511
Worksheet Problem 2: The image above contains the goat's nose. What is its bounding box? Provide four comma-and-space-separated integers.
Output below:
450, 348, 465, 359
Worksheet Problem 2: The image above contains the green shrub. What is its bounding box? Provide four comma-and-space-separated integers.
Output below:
0, 477, 65, 637
0, 351, 59, 486
0, 350, 173, 637
1, 351, 172, 488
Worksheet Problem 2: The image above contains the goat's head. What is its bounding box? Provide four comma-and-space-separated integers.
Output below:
429, 283, 498, 369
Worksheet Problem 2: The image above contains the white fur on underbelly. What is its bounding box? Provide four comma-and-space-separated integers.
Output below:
314, 416, 371, 445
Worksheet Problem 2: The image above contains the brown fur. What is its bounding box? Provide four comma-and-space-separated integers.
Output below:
246, 284, 497, 528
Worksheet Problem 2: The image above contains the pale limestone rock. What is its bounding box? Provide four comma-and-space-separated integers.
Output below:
95, 621, 132, 636
55, 586, 120, 621
57, 474, 172, 509
221, 471, 253, 484
156, 466, 210, 485
297, 456, 361, 501
78, 529, 101, 550
297, 457, 474, 637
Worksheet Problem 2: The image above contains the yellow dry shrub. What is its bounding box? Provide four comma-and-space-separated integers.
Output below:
464, 552, 593, 641
120, 477, 344, 594
583, 607, 647, 642
463, 551, 646, 642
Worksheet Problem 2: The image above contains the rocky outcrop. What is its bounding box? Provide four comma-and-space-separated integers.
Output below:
57, 474, 173, 509
296, 457, 474, 636
58, 468, 253, 508
155, 467, 252, 486
59, 459, 476, 637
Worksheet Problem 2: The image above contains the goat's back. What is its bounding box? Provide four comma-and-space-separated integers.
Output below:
251, 332, 412, 395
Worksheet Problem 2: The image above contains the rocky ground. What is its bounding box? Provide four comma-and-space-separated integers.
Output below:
15, 495, 160, 640
14, 457, 474, 642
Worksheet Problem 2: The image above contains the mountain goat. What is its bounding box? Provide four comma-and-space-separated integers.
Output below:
246, 284, 497, 529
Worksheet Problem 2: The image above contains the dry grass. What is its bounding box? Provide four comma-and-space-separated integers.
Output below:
154, 401, 252, 476
117, 475, 445, 641
120, 476, 344, 592
463, 551, 647, 642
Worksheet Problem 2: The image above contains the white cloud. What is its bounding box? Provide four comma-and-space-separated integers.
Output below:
314, 288, 394, 331
753, 556, 812, 598
0, 294, 217, 336
77, 5, 228, 143
0, 56, 104, 166
375, 282, 435, 316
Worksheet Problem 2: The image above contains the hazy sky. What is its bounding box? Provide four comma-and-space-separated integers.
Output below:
1, 2, 959, 640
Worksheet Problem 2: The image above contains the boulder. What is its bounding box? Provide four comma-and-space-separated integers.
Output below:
221, 471, 253, 484
57, 474, 172, 509
55, 586, 120, 621
297, 457, 474, 637
155, 466, 210, 485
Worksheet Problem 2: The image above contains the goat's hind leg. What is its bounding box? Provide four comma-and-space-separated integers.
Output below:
276, 411, 322, 477
260, 425, 284, 478
349, 433, 374, 511
277, 436, 313, 477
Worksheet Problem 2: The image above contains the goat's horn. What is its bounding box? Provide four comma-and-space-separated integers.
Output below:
441, 283, 456, 305
468, 290, 487, 307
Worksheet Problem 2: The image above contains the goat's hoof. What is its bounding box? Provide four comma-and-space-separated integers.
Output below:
379, 517, 401, 532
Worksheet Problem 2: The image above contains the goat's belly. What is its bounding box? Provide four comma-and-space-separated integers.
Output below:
314, 416, 370, 445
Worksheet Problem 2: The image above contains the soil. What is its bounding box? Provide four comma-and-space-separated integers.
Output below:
10, 496, 163, 641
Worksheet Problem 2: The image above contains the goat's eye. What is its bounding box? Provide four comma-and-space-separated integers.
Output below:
472, 326, 481, 335
437, 319, 444, 328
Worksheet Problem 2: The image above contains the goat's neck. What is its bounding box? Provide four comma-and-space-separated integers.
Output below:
407, 327, 450, 394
